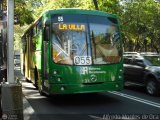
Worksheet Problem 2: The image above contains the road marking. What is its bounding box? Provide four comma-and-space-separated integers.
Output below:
89, 115, 103, 119
108, 91, 160, 109
125, 81, 144, 86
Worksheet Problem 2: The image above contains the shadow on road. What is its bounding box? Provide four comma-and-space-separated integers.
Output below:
124, 85, 160, 99
124, 85, 146, 94
46, 93, 120, 106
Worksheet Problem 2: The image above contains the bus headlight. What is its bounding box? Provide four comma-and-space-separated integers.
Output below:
61, 87, 65, 91
57, 77, 61, 82
53, 70, 57, 75
118, 76, 122, 79
116, 84, 119, 88
118, 69, 123, 80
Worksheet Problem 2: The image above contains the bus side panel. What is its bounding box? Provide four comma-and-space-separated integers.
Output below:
29, 28, 43, 84
25, 35, 29, 80
22, 18, 43, 85
29, 51, 35, 83
34, 34, 42, 80
20, 49, 24, 75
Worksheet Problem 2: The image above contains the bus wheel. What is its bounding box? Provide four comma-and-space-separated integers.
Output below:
34, 68, 38, 89
38, 82, 45, 96
25, 78, 30, 83
146, 79, 159, 96
23, 64, 25, 76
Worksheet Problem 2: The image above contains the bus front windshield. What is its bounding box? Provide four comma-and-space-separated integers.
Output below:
52, 23, 90, 65
51, 14, 122, 65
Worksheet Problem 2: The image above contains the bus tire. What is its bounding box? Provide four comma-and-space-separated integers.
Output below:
25, 78, 30, 83
38, 82, 45, 96
23, 64, 25, 75
34, 68, 38, 89
35, 69, 45, 96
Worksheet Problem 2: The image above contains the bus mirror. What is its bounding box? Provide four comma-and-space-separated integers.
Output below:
44, 20, 50, 41
44, 26, 50, 41
45, 20, 50, 27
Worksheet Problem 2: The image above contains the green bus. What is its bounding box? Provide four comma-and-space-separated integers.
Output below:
21, 8, 123, 95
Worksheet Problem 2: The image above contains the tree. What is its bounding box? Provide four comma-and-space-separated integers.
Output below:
14, 25, 27, 50
14, 0, 160, 52
96, 0, 123, 15
93, 0, 99, 10
32, 0, 93, 18
14, 0, 36, 49
120, 0, 160, 52
14, 0, 34, 25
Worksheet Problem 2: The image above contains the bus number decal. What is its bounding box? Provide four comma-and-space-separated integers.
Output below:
58, 16, 63, 22
74, 56, 92, 65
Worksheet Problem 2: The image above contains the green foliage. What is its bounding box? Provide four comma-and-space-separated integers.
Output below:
14, 0, 35, 49
14, 0, 160, 52
15, 0, 34, 25
53, 0, 83, 8
97, 0, 122, 14
120, 0, 160, 52
14, 25, 28, 50
33, 0, 93, 18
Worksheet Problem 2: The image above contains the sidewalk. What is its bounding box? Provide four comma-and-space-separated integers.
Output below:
15, 67, 39, 120
23, 94, 39, 120
18, 72, 39, 120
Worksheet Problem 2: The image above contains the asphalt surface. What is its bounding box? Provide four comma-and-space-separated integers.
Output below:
14, 66, 160, 120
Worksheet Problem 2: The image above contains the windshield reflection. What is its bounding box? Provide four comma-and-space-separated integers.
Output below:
144, 56, 160, 66
90, 24, 121, 64
52, 23, 90, 65
51, 14, 122, 65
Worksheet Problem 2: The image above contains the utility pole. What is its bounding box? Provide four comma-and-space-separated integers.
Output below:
7, 0, 14, 83
1, 0, 23, 119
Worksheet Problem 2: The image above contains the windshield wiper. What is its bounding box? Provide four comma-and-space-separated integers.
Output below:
80, 32, 89, 56
53, 31, 63, 47
91, 31, 97, 59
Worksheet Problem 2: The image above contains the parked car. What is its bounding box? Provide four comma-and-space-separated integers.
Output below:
14, 55, 20, 66
123, 52, 160, 96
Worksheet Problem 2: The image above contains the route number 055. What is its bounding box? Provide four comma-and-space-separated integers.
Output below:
74, 56, 92, 65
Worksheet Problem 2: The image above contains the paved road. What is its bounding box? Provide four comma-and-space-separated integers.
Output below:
15, 67, 160, 120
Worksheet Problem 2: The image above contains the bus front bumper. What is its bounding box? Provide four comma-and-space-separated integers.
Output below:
48, 81, 123, 95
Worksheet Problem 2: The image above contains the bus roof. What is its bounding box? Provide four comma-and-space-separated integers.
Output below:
43, 8, 117, 18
